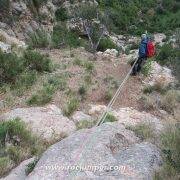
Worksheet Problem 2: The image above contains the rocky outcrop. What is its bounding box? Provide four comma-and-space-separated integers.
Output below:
0, 105, 76, 141
1, 158, 35, 180
111, 107, 164, 133
144, 61, 175, 87
72, 111, 92, 123
27, 123, 162, 179
154, 33, 166, 46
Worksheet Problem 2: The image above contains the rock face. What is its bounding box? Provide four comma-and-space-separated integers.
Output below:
72, 111, 92, 123
144, 61, 175, 87
27, 123, 161, 179
0, 105, 76, 141
154, 33, 166, 46
1, 158, 35, 180
111, 107, 164, 133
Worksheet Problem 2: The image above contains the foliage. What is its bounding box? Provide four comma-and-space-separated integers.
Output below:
55, 7, 68, 21
97, 37, 118, 52
0, 118, 44, 176
141, 59, 153, 76
97, 0, 180, 35
25, 158, 39, 175
27, 29, 50, 48
154, 124, 180, 179
156, 42, 180, 81
103, 113, 117, 123
76, 120, 96, 130
0, 51, 25, 84
126, 123, 155, 141
52, 24, 81, 48
64, 97, 79, 117
23, 50, 53, 73
27, 74, 67, 106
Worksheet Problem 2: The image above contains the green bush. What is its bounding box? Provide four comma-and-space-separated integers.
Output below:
64, 97, 79, 117
27, 84, 55, 106
55, 7, 68, 21
103, 113, 117, 123
27, 29, 50, 48
25, 158, 38, 175
126, 123, 155, 141
155, 124, 180, 179
97, 37, 118, 52
0, 118, 44, 176
27, 75, 66, 106
0, 51, 25, 84
23, 50, 53, 72
0, 157, 12, 176
52, 24, 81, 48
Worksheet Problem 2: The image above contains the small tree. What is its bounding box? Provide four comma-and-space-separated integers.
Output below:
73, 2, 107, 53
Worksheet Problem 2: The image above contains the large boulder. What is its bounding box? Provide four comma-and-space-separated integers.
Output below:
0, 105, 76, 141
27, 123, 161, 179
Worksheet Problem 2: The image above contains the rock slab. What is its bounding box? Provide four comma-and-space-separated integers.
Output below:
0, 105, 76, 141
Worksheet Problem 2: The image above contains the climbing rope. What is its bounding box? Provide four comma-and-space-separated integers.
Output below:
68, 57, 139, 179
96, 57, 139, 126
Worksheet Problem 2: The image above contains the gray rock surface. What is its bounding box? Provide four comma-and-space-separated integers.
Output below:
1, 158, 35, 180
72, 111, 92, 123
27, 123, 161, 179
111, 107, 164, 134
0, 105, 76, 141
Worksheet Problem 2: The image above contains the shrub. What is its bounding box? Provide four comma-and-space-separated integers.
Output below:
52, 24, 81, 48
64, 97, 79, 116
23, 50, 53, 72
27, 84, 55, 106
25, 158, 38, 175
27, 75, 66, 106
126, 123, 155, 141
140, 95, 157, 110
55, 7, 68, 21
0, 157, 12, 177
160, 90, 180, 113
84, 61, 94, 73
73, 58, 83, 66
78, 85, 87, 97
0, 118, 44, 176
97, 37, 118, 52
103, 113, 117, 123
141, 59, 153, 76
105, 90, 113, 101
0, 50, 25, 84
27, 29, 50, 48
76, 120, 96, 130
155, 124, 180, 179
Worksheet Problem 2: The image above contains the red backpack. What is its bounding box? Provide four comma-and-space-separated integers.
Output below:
147, 41, 155, 58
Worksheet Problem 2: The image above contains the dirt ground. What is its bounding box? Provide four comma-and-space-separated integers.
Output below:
0, 48, 143, 114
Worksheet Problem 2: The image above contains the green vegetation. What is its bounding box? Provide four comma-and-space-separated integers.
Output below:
27, 75, 66, 106
25, 158, 39, 175
0, 118, 44, 176
141, 59, 153, 76
76, 120, 96, 130
52, 24, 81, 48
64, 97, 79, 117
126, 123, 155, 141
55, 7, 68, 21
0, 50, 52, 88
103, 113, 117, 123
97, 37, 118, 52
27, 29, 50, 48
23, 50, 52, 73
156, 42, 180, 81
154, 124, 180, 180
98, 0, 180, 35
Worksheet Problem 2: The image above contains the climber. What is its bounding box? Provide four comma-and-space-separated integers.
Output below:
131, 34, 148, 75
